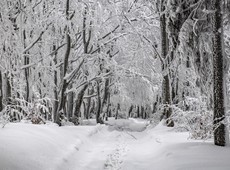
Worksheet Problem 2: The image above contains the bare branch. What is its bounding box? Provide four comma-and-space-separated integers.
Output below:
66, 59, 85, 86
98, 25, 120, 41
22, 23, 51, 54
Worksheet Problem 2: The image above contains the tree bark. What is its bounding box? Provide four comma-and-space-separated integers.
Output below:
5, 72, 11, 105
141, 106, 144, 119
0, 71, 3, 111
90, 100, 95, 117
212, 0, 226, 146
105, 96, 111, 121
115, 103, 120, 120
85, 86, 94, 119
67, 87, 74, 120
73, 84, 88, 119
128, 105, 133, 118
101, 76, 110, 119
53, 44, 59, 122
137, 105, 140, 118
23, 30, 30, 102
96, 81, 103, 123
160, 0, 174, 127
55, 33, 71, 125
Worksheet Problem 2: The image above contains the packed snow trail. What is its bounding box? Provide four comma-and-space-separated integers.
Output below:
1, 119, 230, 170
56, 119, 144, 170
52, 119, 230, 170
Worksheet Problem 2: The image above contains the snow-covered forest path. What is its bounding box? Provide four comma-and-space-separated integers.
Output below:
56, 120, 148, 170
1, 119, 230, 170
56, 127, 125, 170
55, 119, 186, 170
55, 118, 230, 170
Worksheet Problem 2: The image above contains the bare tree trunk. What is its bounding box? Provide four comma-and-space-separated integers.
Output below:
53, 44, 59, 122
162, 74, 174, 126
83, 101, 87, 119
67, 87, 74, 120
212, 0, 226, 146
24, 56, 30, 102
0, 71, 3, 111
77, 5, 93, 121
105, 95, 111, 121
160, 0, 174, 127
128, 105, 133, 118
115, 103, 120, 120
23, 30, 30, 102
101, 76, 110, 119
55, 33, 71, 125
141, 106, 144, 119
86, 86, 94, 119
108, 107, 112, 118
96, 81, 103, 123
73, 84, 88, 120
5, 72, 11, 105
153, 100, 157, 114
137, 105, 140, 118
83, 6, 92, 54
55, 0, 74, 125
90, 100, 95, 118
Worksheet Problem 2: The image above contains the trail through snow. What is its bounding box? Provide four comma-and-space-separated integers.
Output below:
1, 119, 230, 170
56, 124, 132, 170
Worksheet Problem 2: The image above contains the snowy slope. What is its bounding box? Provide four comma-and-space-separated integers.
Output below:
0, 123, 99, 170
123, 122, 230, 170
0, 119, 230, 170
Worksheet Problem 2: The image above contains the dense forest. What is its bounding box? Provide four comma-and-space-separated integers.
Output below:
0, 0, 230, 148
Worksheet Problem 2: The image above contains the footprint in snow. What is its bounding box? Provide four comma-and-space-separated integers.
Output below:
104, 137, 128, 170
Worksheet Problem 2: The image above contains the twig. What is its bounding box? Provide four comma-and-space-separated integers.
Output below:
125, 131, 137, 140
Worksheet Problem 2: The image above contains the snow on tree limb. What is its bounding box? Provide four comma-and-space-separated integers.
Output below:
22, 23, 51, 54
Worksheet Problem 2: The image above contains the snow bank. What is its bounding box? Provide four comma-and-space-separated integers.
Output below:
106, 118, 149, 132
123, 120, 230, 170
0, 123, 98, 170
152, 142, 230, 170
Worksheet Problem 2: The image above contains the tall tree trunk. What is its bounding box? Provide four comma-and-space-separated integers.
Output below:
24, 56, 30, 102
55, 33, 71, 125
212, 0, 226, 146
55, 0, 73, 125
53, 44, 59, 122
80, 5, 92, 121
160, 0, 174, 127
23, 30, 30, 102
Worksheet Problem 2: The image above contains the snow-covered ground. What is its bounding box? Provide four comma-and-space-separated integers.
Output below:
1, 118, 230, 170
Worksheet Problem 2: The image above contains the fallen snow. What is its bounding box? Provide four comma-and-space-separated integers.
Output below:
0, 119, 230, 170
106, 118, 149, 132
0, 123, 98, 170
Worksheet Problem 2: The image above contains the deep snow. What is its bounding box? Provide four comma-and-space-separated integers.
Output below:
0, 119, 230, 170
